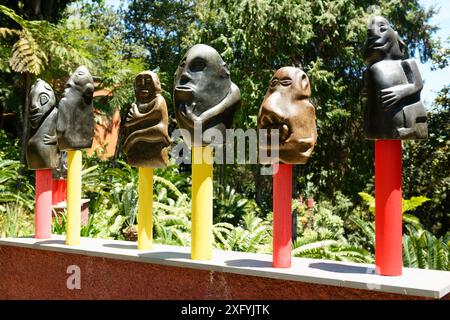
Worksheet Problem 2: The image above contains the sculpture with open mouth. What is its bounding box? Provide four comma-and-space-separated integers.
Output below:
173, 44, 240, 146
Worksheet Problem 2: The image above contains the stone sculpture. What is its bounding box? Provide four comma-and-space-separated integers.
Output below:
258, 67, 317, 164
123, 71, 171, 167
56, 65, 95, 150
26, 79, 59, 170
173, 44, 240, 146
362, 16, 428, 140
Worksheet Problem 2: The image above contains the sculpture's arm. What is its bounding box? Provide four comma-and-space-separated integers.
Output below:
187, 83, 240, 125
380, 59, 423, 111
126, 99, 157, 123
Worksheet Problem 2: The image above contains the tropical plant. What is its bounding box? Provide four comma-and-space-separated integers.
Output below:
214, 211, 272, 253
0, 203, 34, 238
403, 225, 449, 271
213, 185, 261, 225
292, 233, 373, 263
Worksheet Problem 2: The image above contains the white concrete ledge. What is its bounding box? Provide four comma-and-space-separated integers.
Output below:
1, 235, 450, 299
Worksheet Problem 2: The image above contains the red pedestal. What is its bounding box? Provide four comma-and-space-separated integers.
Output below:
35, 169, 53, 239
375, 140, 403, 276
273, 163, 292, 268
52, 179, 67, 205
52, 180, 58, 205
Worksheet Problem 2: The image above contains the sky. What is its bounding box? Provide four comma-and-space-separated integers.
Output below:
104, 0, 450, 106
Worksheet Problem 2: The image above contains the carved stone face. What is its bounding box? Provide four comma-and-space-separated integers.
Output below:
29, 79, 56, 129
135, 71, 161, 104
56, 65, 95, 150
122, 71, 170, 168
26, 79, 59, 170
363, 16, 405, 65
173, 44, 239, 146
258, 67, 317, 164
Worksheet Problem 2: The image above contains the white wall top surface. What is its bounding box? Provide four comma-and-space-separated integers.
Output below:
1, 235, 449, 299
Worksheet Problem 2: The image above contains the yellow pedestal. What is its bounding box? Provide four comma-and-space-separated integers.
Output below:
66, 150, 82, 246
191, 146, 214, 260
137, 167, 153, 250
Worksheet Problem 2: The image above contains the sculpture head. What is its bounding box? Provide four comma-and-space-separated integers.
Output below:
135, 71, 161, 104
56, 65, 95, 150
258, 67, 317, 164
29, 79, 56, 129
61, 65, 94, 107
173, 44, 240, 146
174, 44, 231, 116
363, 16, 406, 65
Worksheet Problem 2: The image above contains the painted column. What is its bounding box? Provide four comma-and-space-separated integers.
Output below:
66, 150, 82, 246
35, 169, 53, 239
137, 167, 153, 250
375, 140, 403, 276
272, 163, 293, 268
191, 146, 214, 260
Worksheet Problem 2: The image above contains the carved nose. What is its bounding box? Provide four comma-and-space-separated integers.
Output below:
179, 73, 191, 85
367, 27, 379, 38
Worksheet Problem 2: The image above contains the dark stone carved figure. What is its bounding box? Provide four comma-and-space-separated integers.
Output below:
258, 67, 317, 164
362, 16, 428, 140
52, 151, 68, 179
56, 65, 95, 150
26, 79, 59, 170
123, 71, 171, 168
173, 44, 240, 146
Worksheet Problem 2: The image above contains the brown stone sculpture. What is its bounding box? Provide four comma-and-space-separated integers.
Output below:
173, 44, 240, 146
56, 65, 95, 150
26, 79, 59, 170
258, 67, 317, 164
362, 16, 428, 140
122, 71, 170, 168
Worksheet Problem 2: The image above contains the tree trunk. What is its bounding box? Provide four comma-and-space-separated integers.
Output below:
19, 72, 31, 165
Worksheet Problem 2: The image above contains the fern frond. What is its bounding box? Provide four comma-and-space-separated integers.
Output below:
9, 31, 47, 74
0, 27, 20, 38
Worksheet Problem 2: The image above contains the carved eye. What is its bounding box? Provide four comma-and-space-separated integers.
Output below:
40, 94, 49, 105
280, 78, 292, 86
379, 24, 388, 32
190, 58, 206, 72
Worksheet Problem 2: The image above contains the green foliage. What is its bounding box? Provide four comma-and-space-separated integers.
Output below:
0, 203, 34, 238
403, 98, 450, 235
214, 211, 271, 253
403, 225, 449, 271
213, 185, 261, 225
292, 233, 373, 263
